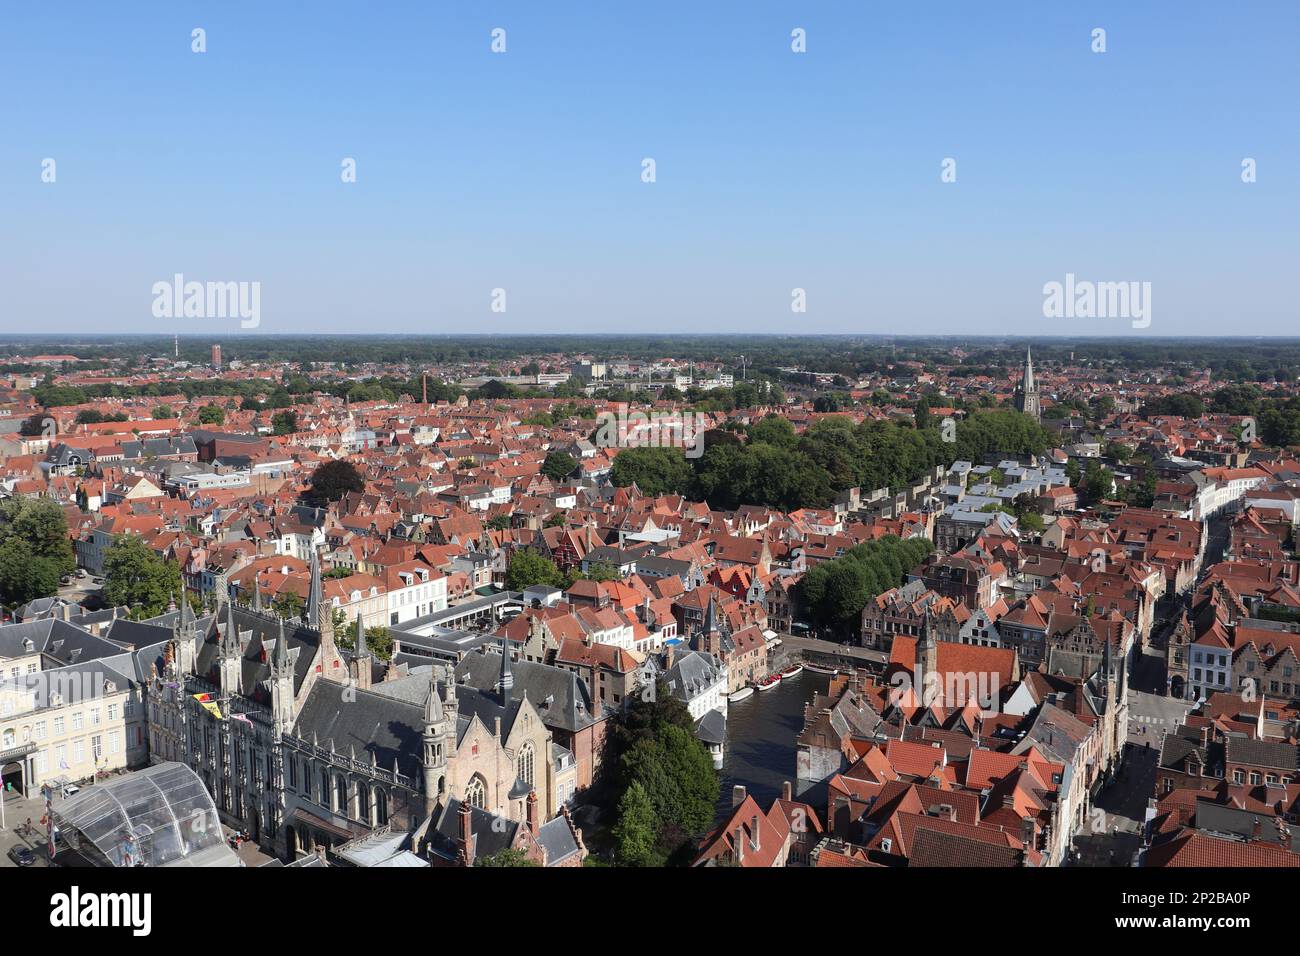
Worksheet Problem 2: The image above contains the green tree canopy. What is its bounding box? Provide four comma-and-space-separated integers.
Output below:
102, 535, 182, 619
307, 459, 366, 504
541, 450, 577, 481
504, 548, 564, 591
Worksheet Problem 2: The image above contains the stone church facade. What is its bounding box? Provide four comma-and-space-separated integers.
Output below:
145, 548, 558, 861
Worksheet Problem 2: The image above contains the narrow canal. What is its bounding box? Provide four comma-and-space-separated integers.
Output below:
716, 670, 831, 819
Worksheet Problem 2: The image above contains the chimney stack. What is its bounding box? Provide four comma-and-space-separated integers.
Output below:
781, 781, 793, 802
457, 800, 475, 867
526, 790, 539, 836
734, 827, 745, 863
750, 815, 761, 853
731, 785, 747, 809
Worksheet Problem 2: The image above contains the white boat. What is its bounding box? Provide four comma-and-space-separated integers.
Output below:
803, 663, 839, 675
780, 664, 804, 679
756, 674, 782, 691
728, 686, 755, 703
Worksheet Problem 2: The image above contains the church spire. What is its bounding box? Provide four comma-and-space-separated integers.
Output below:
703, 592, 718, 635
1015, 345, 1041, 422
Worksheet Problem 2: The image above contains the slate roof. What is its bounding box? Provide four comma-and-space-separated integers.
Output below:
454, 649, 601, 733
426, 798, 519, 862
1224, 735, 1300, 772
536, 815, 581, 864
193, 605, 320, 698
0, 618, 125, 666
292, 679, 425, 777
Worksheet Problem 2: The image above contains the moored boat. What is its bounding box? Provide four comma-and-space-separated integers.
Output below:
780, 664, 804, 679
756, 673, 782, 691
728, 686, 755, 703
803, 663, 839, 675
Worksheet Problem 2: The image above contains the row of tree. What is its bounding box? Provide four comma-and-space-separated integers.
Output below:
799, 535, 935, 633
610, 410, 1054, 512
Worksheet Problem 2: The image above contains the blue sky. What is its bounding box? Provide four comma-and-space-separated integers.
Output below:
1, 1, 1296, 336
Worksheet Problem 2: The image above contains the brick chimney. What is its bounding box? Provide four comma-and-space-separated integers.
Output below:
781, 781, 793, 802
526, 790, 539, 836
750, 815, 761, 853
734, 827, 745, 863
457, 800, 475, 867
732, 785, 747, 808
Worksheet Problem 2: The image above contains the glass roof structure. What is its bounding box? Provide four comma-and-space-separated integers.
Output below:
51, 762, 240, 867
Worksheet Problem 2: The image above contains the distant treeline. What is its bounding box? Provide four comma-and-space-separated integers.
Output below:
8, 335, 1300, 384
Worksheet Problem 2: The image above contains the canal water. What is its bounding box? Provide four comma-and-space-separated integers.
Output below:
716, 670, 831, 819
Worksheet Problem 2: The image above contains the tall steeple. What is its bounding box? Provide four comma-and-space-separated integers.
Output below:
1014, 346, 1041, 422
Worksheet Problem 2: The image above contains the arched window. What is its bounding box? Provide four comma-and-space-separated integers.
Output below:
375, 789, 388, 825
336, 775, 348, 815
465, 774, 487, 809
517, 741, 534, 787
320, 768, 330, 807
358, 784, 371, 823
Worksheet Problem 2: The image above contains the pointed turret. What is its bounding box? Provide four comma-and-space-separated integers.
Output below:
307, 548, 325, 626
307, 545, 341, 677
273, 615, 290, 673
180, 591, 195, 633
421, 673, 447, 816
217, 595, 242, 698
222, 597, 241, 658
497, 637, 514, 703
356, 617, 370, 660
424, 675, 443, 726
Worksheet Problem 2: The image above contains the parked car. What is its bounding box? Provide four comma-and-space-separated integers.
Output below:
7, 846, 36, 867
61, 784, 80, 798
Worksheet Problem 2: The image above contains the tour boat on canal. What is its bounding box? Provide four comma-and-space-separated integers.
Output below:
780, 664, 804, 679
803, 663, 839, 676
756, 673, 782, 691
